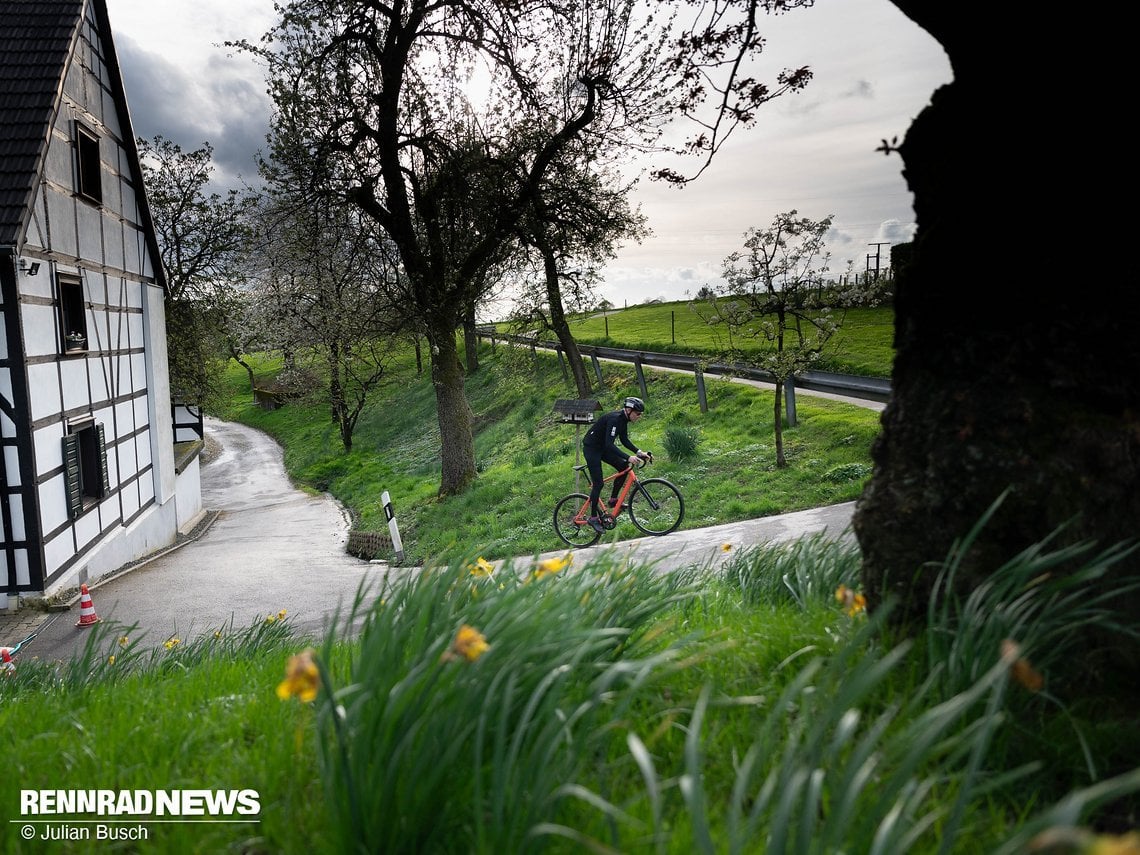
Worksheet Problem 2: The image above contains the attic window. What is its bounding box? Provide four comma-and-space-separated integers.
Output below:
59, 274, 88, 353
75, 123, 103, 204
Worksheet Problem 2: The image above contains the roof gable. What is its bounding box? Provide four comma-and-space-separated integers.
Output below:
0, 0, 83, 246
0, 0, 167, 294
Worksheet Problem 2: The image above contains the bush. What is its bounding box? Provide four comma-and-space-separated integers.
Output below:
823, 462, 871, 483
663, 425, 701, 461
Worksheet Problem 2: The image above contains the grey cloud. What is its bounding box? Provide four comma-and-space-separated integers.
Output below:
115, 33, 268, 190
841, 80, 875, 100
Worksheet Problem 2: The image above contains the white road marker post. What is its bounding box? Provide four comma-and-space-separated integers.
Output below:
381, 490, 405, 565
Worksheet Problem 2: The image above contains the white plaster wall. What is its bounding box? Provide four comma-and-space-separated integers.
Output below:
87, 356, 110, 402
26, 363, 62, 422
3, 447, 20, 489
60, 359, 90, 412
22, 303, 58, 358
43, 527, 75, 581
32, 422, 64, 482
142, 284, 175, 503
175, 458, 203, 530
38, 473, 69, 536
19, 264, 53, 299
13, 550, 29, 587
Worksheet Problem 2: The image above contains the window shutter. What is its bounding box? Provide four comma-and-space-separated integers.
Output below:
62, 434, 82, 519
96, 423, 109, 497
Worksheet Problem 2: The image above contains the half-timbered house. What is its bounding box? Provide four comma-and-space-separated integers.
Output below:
0, 0, 203, 608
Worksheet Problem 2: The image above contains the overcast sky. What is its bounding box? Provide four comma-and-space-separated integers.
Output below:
104, 0, 951, 307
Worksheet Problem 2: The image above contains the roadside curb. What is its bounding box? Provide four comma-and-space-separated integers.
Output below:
3, 509, 224, 627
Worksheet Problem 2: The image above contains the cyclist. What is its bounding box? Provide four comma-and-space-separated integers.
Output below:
581, 396, 652, 533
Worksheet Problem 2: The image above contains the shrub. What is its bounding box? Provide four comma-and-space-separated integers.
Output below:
823, 462, 870, 483
663, 425, 701, 461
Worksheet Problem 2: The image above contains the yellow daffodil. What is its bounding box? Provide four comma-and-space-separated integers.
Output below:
117, 636, 129, 648
278, 609, 287, 620
533, 553, 572, 581
163, 637, 180, 650
468, 557, 495, 577
1087, 831, 1140, 855
214, 630, 223, 640
441, 624, 490, 663
1001, 639, 1044, 693
721, 543, 733, 552
108, 655, 115, 666
835, 585, 867, 617
276, 648, 320, 702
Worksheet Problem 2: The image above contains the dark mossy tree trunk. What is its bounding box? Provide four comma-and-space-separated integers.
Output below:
853, 5, 1140, 685
462, 305, 480, 374
427, 315, 476, 497
538, 233, 592, 399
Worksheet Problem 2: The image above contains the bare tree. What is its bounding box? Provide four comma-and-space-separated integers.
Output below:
513, 159, 648, 398
251, 186, 403, 452
138, 136, 256, 404
237, 0, 813, 495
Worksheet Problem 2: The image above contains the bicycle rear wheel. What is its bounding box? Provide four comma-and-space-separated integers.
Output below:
628, 478, 685, 536
553, 493, 601, 547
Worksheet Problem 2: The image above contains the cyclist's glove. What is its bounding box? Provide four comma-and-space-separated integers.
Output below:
638, 450, 653, 464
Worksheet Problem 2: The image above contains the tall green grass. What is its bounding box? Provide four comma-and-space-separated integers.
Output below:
2, 529, 1136, 853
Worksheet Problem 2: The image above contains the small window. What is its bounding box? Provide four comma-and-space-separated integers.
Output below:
75, 122, 103, 204
59, 274, 88, 353
62, 421, 109, 519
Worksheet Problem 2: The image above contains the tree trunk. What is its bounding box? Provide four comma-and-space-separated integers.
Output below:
462, 306, 479, 374
854, 5, 1140, 684
773, 380, 786, 468
229, 348, 257, 400
428, 322, 476, 496
540, 240, 592, 398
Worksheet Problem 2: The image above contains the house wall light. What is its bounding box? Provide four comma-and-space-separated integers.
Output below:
19, 260, 40, 276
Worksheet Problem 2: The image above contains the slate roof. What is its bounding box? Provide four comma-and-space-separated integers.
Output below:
0, 0, 83, 247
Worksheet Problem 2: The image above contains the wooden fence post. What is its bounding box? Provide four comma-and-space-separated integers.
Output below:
785, 376, 797, 426
556, 348, 568, 381
634, 356, 648, 399
695, 366, 708, 413
591, 353, 604, 386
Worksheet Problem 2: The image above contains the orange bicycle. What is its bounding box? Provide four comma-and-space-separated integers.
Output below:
553, 457, 685, 547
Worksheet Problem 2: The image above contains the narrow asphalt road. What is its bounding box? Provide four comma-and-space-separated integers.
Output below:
4, 417, 856, 662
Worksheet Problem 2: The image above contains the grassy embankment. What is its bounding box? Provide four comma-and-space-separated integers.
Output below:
212, 310, 886, 566
512, 300, 896, 378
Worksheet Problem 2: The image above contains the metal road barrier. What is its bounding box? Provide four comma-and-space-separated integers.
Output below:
479, 331, 892, 405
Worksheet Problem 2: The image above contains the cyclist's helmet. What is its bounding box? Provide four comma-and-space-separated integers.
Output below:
623, 396, 646, 413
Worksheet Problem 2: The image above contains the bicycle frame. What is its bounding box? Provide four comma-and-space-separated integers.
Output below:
573, 464, 642, 522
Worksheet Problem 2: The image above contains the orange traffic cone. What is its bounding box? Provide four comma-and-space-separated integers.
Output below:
75, 584, 100, 627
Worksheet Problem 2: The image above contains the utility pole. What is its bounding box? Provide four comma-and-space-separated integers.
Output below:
866, 242, 890, 281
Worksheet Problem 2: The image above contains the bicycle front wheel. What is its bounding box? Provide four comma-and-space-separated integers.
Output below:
628, 478, 685, 536
553, 492, 601, 547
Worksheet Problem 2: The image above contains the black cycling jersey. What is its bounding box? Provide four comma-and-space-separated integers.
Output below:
582, 409, 640, 456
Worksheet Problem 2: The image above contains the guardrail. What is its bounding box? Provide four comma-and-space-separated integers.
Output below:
479, 331, 891, 407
